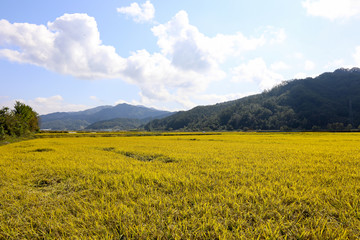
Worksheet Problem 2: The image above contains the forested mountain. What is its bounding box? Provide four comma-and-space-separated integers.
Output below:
40, 103, 173, 130
145, 68, 360, 131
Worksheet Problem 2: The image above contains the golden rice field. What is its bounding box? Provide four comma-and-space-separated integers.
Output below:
0, 132, 359, 239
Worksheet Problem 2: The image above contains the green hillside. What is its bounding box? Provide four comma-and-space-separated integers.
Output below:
145, 68, 360, 131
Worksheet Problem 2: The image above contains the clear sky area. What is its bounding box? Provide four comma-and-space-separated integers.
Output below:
1, 0, 360, 114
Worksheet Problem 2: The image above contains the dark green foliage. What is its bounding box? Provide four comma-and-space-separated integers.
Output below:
146, 68, 360, 131
0, 102, 39, 138
0, 124, 5, 140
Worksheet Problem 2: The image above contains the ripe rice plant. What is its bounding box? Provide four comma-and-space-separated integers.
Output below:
0, 132, 359, 239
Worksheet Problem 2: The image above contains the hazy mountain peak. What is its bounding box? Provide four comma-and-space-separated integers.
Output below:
40, 104, 173, 130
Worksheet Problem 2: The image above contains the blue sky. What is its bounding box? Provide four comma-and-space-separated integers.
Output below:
1, 0, 360, 114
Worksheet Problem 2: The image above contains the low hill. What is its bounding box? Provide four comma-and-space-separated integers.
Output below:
84, 118, 146, 131
145, 68, 360, 131
85, 115, 171, 131
40, 104, 173, 130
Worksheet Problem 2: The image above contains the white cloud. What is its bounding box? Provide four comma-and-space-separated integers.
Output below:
208, 32, 267, 62
0, 11, 286, 110
231, 58, 284, 90
302, 0, 360, 20
124, 11, 285, 108
151, 11, 284, 66
29, 95, 91, 114
122, 49, 224, 102
353, 46, 360, 66
151, 11, 218, 71
0, 14, 126, 79
304, 60, 316, 71
0, 95, 90, 115
117, 1, 155, 23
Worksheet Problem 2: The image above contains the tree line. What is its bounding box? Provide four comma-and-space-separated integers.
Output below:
0, 101, 39, 139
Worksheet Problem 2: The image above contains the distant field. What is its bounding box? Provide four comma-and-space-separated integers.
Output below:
0, 132, 359, 239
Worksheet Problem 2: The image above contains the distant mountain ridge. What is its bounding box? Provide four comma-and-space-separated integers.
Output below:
40, 103, 173, 130
145, 68, 360, 131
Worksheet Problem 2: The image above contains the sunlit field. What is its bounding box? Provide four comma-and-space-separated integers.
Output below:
0, 132, 359, 239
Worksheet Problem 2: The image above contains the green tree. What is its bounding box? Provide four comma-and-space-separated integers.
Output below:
0, 125, 5, 140
0, 107, 13, 136
13, 101, 39, 133
0, 102, 39, 138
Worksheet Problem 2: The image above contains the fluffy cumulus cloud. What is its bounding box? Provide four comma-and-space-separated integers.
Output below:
151, 11, 219, 71
151, 11, 285, 67
231, 58, 284, 90
302, 0, 360, 20
0, 14, 126, 79
29, 95, 91, 114
0, 9, 287, 110
117, 0, 155, 23
0, 95, 90, 115
121, 49, 225, 106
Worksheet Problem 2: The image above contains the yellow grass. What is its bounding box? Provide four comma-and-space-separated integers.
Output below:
0, 132, 359, 239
